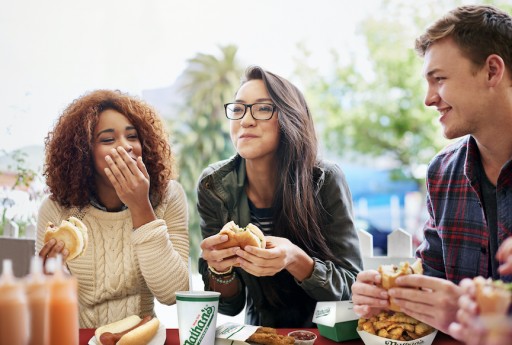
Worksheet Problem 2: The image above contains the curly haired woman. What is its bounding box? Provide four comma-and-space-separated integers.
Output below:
36, 89, 189, 328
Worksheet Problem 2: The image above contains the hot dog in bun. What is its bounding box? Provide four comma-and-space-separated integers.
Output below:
44, 217, 88, 261
216, 221, 266, 251
95, 315, 160, 345
473, 276, 512, 315
378, 258, 423, 312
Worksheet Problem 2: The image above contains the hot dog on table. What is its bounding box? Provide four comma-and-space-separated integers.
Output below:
94, 315, 159, 345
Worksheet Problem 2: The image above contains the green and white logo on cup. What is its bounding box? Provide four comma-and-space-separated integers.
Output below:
176, 291, 221, 345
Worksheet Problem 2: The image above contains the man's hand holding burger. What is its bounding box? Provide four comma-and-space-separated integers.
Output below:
353, 258, 462, 334
496, 237, 512, 275
351, 270, 389, 318
449, 277, 512, 345
387, 274, 462, 334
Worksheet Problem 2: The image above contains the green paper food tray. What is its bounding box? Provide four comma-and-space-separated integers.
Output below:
317, 320, 360, 342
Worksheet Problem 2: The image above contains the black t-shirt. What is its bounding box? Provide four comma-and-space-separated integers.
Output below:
478, 162, 499, 279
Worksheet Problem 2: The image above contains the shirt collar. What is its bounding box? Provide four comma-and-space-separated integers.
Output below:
89, 195, 127, 212
464, 135, 482, 185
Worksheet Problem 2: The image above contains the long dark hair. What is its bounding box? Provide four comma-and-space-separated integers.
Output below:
241, 66, 341, 306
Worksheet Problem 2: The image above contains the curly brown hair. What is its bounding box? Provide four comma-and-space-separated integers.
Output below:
44, 89, 175, 209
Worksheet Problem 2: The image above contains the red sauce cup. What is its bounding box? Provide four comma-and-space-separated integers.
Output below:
288, 330, 317, 345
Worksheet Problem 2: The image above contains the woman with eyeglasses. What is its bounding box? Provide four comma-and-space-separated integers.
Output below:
197, 66, 362, 327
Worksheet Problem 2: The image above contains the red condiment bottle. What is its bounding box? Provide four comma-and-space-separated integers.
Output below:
47, 256, 79, 345
0, 259, 29, 345
25, 256, 49, 345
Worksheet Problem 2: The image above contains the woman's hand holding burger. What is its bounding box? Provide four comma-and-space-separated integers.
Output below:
200, 231, 240, 275
202, 221, 314, 281
235, 235, 314, 282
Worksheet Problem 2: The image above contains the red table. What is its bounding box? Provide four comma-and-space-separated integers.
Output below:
80, 328, 463, 344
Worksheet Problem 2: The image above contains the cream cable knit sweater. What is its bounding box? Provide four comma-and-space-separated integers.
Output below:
36, 180, 190, 328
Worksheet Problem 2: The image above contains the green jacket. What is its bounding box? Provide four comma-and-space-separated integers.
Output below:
197, 155, 363, 327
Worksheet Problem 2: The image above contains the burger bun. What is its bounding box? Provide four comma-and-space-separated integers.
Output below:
215, 221, 266, 260
44, 216, 88, 261
379, 258, 423, 312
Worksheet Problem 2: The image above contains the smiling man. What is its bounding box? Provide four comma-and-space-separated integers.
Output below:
351, 4, 512, 338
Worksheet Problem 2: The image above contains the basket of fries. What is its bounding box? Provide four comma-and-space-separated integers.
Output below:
357, 311, 437, 345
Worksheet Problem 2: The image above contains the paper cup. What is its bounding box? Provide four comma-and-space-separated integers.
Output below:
176, 291, 220, 345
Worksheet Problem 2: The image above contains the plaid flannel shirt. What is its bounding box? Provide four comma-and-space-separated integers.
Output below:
417, 135, 512, 284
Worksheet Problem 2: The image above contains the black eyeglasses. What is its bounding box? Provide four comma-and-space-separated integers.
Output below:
224, 103, 276, 120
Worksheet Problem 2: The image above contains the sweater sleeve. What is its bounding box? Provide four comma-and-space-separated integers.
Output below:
36, 196, 63, 254
131, 180, 190, 305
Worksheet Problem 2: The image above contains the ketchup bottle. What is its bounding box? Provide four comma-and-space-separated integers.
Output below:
25, 256, 49, 345
0, 259, 29, 345
47, 256, 79, 345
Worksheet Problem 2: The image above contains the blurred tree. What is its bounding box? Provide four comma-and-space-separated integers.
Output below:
172, 45, 243, 271
299, 1, 457, 186
298, 0, 512, 186
0, 149, 38, 236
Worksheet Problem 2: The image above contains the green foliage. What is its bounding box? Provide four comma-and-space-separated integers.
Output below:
0, 149, 38, 237
6, 150, 37, 189
298, 1, 456, 186
300, 0, 512, 186
169, 0, 512, 269
172, 45, 242, 271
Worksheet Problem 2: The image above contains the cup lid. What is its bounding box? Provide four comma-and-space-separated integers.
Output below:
176, 291, 221, 301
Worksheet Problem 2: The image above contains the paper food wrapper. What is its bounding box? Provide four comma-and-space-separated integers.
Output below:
313, 300, 360, 341
357, 330, 438, 345
215, 322, 261, 345
313, 300, 358, 326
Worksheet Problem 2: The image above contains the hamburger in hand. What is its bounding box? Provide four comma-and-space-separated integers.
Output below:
473, 276, 512, 315
378, 258, 423, 312
44, 217, 88, 261
215, 221, 266, 252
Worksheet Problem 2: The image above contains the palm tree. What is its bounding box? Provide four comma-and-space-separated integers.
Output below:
173, 45, 243, 271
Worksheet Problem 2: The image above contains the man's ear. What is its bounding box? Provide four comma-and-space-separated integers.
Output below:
485, 54, 505, 86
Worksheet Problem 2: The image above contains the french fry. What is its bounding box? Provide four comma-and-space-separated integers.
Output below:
357, 311, 436, 341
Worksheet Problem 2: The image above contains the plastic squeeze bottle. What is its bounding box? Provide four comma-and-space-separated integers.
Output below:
0, 259, 29, 345
25, 256, 49, 345
47, 256, 79, 345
